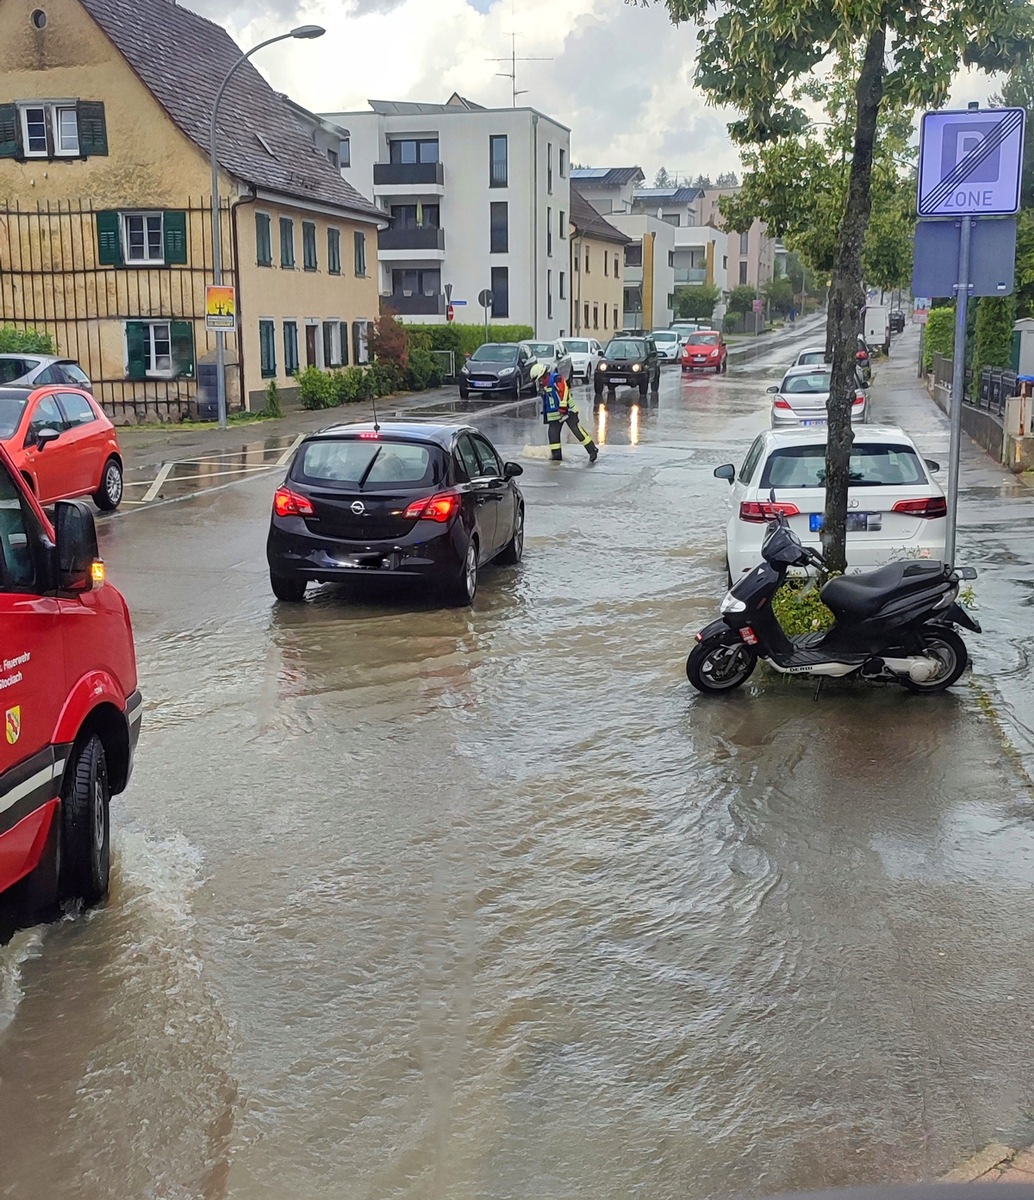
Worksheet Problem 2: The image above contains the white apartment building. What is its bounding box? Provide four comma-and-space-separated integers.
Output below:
319, 94, 571, 337
633, 187, 730, 301
606, 214, 677, 331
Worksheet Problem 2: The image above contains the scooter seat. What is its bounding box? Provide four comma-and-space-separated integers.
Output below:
821, 560, 946, 618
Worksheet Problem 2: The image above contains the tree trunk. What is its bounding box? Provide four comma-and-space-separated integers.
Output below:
822, 22, 887, 574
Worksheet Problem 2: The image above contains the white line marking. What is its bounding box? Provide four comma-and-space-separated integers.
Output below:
141, 461, 174, 504
276, 433, 304, 467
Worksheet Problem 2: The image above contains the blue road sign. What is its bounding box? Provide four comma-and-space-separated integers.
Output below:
917, 107, 1026, 218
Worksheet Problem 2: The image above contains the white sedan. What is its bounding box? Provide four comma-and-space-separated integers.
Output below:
791, 345, 828, 367
650, 329, 683, 363
714, 426, 947, 581
769, 364, 869, 428
561, 337, 603, 383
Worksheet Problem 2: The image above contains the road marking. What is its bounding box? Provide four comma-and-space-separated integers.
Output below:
141, 461, 175, 503
276, 434, 304, 467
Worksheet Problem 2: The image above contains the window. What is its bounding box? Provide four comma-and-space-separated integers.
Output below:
723, 255, 728, 269
738, 436, 765, 484
280, 217, 295, 268
354, 231, 367, 276
391, 203, 440, 228
123, 212, 164, 264
489, 135, 508, 187
574, 252, 579, 273
740, 230, 750, 255
2, 100, 107, 161
56, 392, 96, 427
472, 434, 503, 477
339, 137, 350, 167
547, 208, 552, 257
323, 320, 343, 368
604, 306, 608, 329
560, 210, 566, 240
297, 439, 437, 490
326, 147, 339, 169
391, 268, 441, 296
95, 211, 187, 268
614, 255, 619, 277
256, 213, 272, 266
259, 320, 277, 378
667, 292, 675, 309
613, 306, 618, 329
559, 271, 566, 300
455, 434, 483, 482
738, 260, 749, 285
625, 243, 642, 268
662, 213, 680, 227
605, 253, 609, 278
124, 320, 195, 380
490, 266, 509, 318
21, 105, 47, 155
583, 303, 590, 327
283, 320, 300, 375
760, 444, 925, 490
0, 466, 44, 593
328, 227, 342, 275
668, 251, 675, 268
302, 221, 318, 271
559, 146, 566, 178
593, 304, 599, 330
389, 138, 439, 164
585, 247, 590, 273
27, 395, 65, 444
490, 202, 508, 253
547, 269, 553, 320
547, 143, 553, 193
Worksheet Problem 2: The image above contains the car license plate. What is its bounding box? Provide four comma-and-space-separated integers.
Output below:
693, 355, 706, 361
810, 513, 881, 533
801, 419, 826, 426
471, 381, 492, 388
609, 376, 626, 384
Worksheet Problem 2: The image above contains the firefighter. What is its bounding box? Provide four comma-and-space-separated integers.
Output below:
531, 363, 598, 463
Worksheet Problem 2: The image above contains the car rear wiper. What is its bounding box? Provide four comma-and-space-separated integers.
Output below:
356, 447, 382, 490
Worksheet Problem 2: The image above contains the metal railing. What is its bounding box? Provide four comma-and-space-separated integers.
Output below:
932, 353, 1015, 420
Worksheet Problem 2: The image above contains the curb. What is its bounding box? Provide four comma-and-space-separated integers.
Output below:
940, 1144, 1015, 1183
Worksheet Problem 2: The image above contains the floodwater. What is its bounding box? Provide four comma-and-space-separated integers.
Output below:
5, 324, 1034, 1199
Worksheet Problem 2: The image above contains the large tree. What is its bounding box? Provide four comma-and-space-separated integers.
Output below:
630, 0, 1032, 571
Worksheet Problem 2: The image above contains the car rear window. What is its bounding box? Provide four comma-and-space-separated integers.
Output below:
293, 438, 444, 490
0, 359, 38, 384
562, 340, 589, 353
761, 445, 927, 489
0, 396, 28, 438
605, 340, 646, 359
781, 372, 831, 394
527, 342, 553, 356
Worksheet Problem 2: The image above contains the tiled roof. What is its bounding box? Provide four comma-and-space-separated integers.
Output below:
569, 185, 632, 245
369, 95, 487, 115
80, 0, 383, 221
569, 166, 645, 188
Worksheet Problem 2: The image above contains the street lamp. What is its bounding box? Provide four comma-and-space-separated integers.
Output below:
209, 24, 325, 428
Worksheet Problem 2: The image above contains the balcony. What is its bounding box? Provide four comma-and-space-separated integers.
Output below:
381, 291, 446, 317
378, 226, 446, 261
674, 267, 708, 285
373, 161, 445, 195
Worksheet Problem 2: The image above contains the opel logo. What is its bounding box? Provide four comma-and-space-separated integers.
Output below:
351, 500, 365, 515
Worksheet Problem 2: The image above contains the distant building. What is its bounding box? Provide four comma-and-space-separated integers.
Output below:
568, 185, 631, 338
633, 186, 729, 302
605, 215, 677, 331
320, 94, 571, 336
0, 0, 384, 421
699, 186, 777, 294
569, 166, 645, 216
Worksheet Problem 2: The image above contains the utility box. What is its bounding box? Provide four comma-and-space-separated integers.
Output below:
196, 363, 220, 421
1013, 318, 1034, 376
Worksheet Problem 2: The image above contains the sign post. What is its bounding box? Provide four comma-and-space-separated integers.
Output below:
914, 103, 1026, 565
478, 287, 493, 345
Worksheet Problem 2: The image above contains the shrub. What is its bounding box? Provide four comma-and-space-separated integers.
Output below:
367, 312, 409, 372
0, 326, 55, 353
367, 359, 401, 396
406, 345, 445, 390
770, 578, 835, 635
402, 323, 534, 359
974, 295, 1016, 374
297, 366, 337, 410
676, 284, 719, 320
262, 380, 283, 418
923, 305, 954, 373
728, 284, 757, 316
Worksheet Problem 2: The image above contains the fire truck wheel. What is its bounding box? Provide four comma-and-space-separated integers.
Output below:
58, 734, 111, 907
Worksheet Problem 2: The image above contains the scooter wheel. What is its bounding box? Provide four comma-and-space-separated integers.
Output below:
687, 635, 757, 694
900, 628, 968, 693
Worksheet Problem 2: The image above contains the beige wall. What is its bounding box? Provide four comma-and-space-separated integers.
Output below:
570, 232, 625, 337
700, 187, 777, 292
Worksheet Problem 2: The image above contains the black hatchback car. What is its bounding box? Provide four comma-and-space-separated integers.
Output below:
594, 336, 661, 399
267, 421, 525, 606
459, 342, 537, 399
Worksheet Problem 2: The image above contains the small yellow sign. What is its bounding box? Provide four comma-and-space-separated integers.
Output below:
5, 706, 21, 746
205, 285, 236, 332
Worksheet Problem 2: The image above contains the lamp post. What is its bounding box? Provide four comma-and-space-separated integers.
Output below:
209, 24, 325, 428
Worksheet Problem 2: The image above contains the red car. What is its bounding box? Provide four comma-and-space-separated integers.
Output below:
0, 384, 124, 509
681, 330, 728, 374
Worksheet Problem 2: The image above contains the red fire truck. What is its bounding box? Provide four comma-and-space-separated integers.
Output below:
0, 443, 140, 922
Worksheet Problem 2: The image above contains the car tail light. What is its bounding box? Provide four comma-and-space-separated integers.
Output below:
273, 486, 315, 517
773, 397, 793, 410
739, 501, 801, 523
403, 492, 462, 522
359, 431, 379, 440
853, 392, 866, 405
856, 350, 868, 361
892, 496, 948, 519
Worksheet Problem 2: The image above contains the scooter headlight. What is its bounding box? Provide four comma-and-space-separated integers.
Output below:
720, 591, 747, 614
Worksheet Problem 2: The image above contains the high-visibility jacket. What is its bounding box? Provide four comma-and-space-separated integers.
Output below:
541, 370, 576, 421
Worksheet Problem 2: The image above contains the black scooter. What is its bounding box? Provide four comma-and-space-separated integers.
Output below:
687, 510, 980, 695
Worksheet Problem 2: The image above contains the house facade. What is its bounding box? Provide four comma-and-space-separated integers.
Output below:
568, 186, 630, 339
320, 95, 571, 337
699, 186, 778, 294
0, 0, 383, 422
632, 186, 730, 303
606, 215, 677, 332
569, 167, 645, 216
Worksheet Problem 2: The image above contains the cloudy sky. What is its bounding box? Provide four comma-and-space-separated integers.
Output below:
191, 0, 997, 185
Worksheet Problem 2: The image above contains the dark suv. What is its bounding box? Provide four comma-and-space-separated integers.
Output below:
595, 336, 661, 399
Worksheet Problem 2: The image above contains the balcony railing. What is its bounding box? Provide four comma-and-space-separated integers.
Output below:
373, 162, 445, 187
379, 226, 446, 252
674, 267, 708, 284
381, 292, 446, 316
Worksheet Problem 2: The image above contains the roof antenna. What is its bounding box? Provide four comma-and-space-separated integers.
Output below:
372, 393, 381, 433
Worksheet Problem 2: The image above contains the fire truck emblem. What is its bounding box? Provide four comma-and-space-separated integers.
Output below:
5, 706, 21, 746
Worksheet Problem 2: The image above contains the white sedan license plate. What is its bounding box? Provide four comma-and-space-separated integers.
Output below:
801, 419, 826, 426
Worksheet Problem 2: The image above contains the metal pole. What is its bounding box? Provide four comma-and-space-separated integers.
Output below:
945, 215, 972, 567
917, 323, 925, 379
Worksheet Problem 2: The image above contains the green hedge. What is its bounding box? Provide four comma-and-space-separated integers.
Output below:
402, 323, 534, 358
974, 295, 1016, 374
923, 306, 954, 373
0, 326, 54, 353
296, 352, 447, 412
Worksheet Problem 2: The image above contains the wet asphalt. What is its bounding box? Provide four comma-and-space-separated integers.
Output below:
3, 322, 1034, 1200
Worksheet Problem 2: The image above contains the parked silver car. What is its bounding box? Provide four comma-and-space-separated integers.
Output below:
768, 364, 870, 428
520, 339, 573, 383
0, 353, 92, 391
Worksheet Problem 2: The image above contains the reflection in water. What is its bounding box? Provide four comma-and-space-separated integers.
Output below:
630, 403, 640, 445
596, 404, 608, 447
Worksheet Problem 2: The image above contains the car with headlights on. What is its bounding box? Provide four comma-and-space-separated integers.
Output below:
680, 329, 728, 374
768, 364, 869, 428
713, 425, 947, 581
459, 343, 537, 399
266, 421, 525, 607
650, 329, 683, 364
594, 336, 660, 399
560, 337, 603, 383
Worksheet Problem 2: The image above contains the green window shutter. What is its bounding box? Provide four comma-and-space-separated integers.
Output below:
170, 321, 195, 378
256, 214, 272, 265
76, 101, 108, 157
280, 217, 295, 268
260, 320, 276, 377
303, 222, 317, 270
328, 229, 340, 274
163, 211, 188, 264
96, 211, 123, 266
339, 319, 349, 365
0, 103, 20, 158
125, 321, 148, 379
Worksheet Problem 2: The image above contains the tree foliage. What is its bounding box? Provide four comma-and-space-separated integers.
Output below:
0, 326, 54, 353
923, 306, 955, 374
764, 275, 796, 315
654, 166, 673, 188
728, 285, 757, 315
974, 296, 1017, 373
675, 284, 719, 319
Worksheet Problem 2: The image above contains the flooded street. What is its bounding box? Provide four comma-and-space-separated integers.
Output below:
5, 324, 1034, 1199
